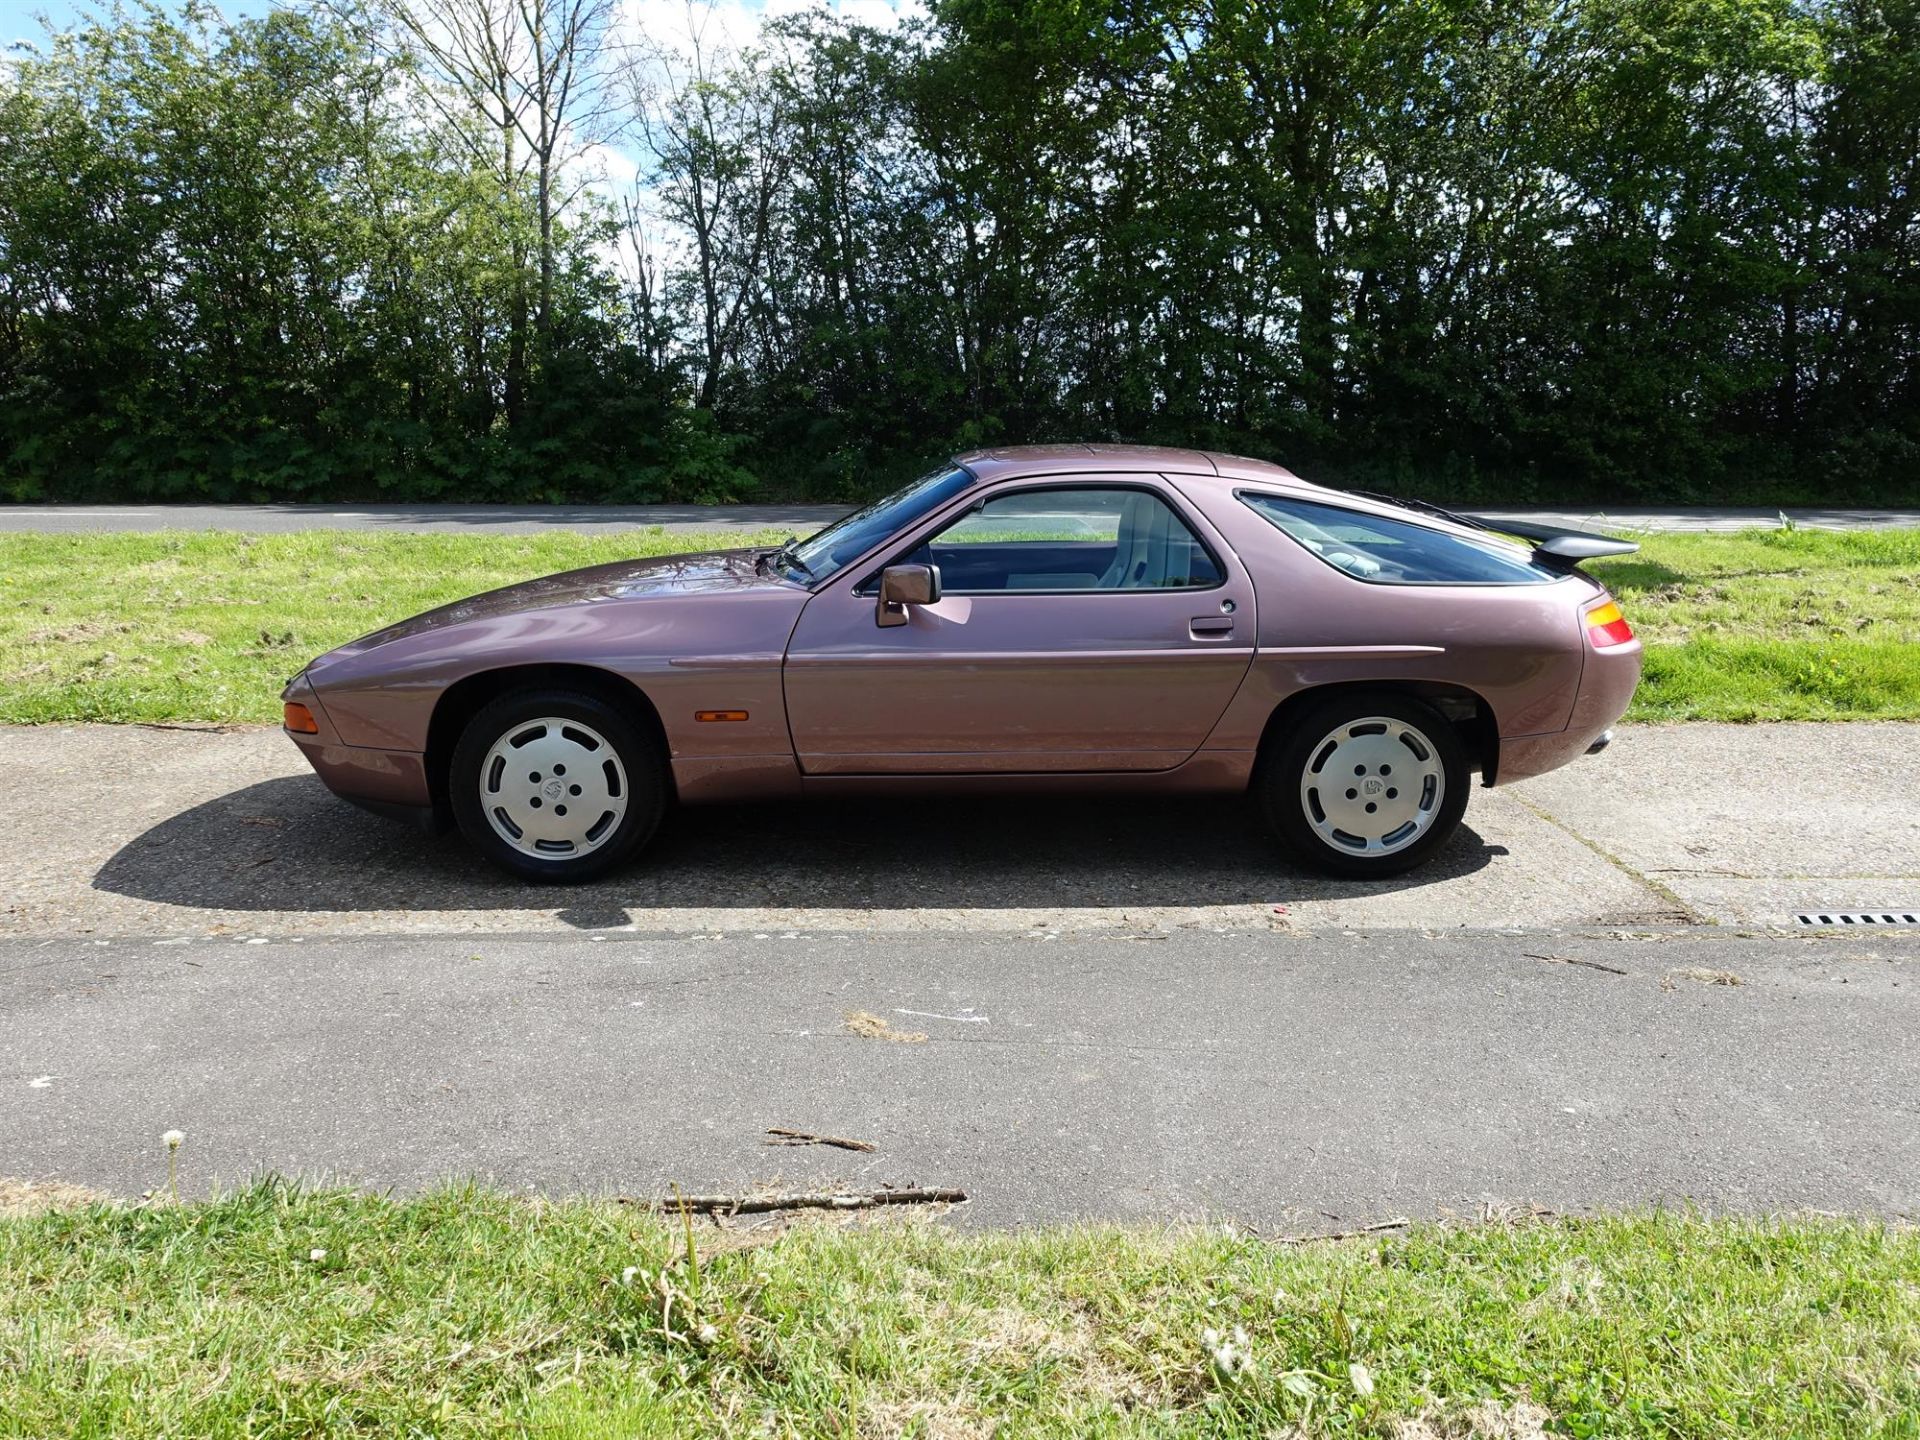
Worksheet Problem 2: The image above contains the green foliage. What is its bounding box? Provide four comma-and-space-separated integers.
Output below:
0, 4, 751, 504
2, 1181, 1917, 1437
0, 1, 1917, 503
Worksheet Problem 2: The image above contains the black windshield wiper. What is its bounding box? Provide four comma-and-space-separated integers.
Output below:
764, 535, 813, 579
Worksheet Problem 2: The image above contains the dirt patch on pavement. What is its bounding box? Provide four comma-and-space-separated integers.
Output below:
845, 1010, 927, 1044
0, 1177, 114, 1216
1667, 966, 1745, 987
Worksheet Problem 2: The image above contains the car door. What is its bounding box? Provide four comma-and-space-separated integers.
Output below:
782, 478, 1257, 774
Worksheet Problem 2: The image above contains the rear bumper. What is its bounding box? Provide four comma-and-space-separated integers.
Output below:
283, 671, 440, 830
1488, 637, 1640, 786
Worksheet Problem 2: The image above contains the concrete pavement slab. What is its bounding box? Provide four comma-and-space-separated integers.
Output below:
1518, 722, 1920, 926
4, 724, 1672, 937
4, 929, 1915, 1225
6, 721, 1911, 937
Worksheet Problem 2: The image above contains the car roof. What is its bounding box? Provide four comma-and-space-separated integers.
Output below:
951, 443, 1530, 554
954, 442, 1302, 485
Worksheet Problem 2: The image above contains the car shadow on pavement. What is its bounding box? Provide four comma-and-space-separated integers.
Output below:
92, 774, 1505, 915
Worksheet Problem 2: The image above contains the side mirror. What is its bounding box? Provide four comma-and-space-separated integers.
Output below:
876, 563, 942, 628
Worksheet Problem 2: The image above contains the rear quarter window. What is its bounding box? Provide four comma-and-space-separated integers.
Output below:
1240, 494, 1559, 585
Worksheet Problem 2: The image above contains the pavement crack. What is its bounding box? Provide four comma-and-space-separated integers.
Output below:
1512, 793, 1706, 925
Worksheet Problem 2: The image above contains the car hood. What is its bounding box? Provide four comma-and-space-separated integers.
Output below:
326, 548, 781, 658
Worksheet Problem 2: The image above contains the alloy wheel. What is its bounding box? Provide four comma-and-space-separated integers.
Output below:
1297, 715, 1447, 857
478, 716, 629, 858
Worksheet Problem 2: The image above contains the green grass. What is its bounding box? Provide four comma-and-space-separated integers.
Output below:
0, 527, 1916, 725
1585, 528, 1920, 721
0, 529, 779, 724
1, 1182, 1915, 1438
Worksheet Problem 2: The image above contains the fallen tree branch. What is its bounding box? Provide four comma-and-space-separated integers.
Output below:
765, 1128, 877, 1152
1270, 1217, 1410, 1245
626, 1188, 966, 1215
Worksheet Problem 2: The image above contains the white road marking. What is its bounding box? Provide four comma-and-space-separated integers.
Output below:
893, 1008, 989, 1025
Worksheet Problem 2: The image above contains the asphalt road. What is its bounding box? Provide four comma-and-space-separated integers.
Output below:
6, 927, 1915, 1227
7, 721, 1916, 1226
3, 502, 1917, 534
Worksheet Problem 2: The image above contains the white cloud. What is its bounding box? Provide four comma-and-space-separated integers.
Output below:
616, 0, 925, 63
575, 139, 641, 190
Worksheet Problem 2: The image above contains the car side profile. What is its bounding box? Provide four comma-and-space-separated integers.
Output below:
281, 445, 1641, 881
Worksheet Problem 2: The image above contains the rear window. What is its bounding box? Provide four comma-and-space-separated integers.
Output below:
1241, 494, 1558, 585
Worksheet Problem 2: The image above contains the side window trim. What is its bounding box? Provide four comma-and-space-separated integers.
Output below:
1235, 489, 1557, 587
858, 479, 1229, 596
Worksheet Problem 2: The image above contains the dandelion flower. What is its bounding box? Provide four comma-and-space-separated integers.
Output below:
696, 1322, 718, 1345
1204, 1325, 1253, 1381
1349, 1360, 1374, 1397
162, 1130, 185, 1149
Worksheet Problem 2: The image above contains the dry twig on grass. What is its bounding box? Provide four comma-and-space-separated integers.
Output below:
1270, 1217, 1410, 1245
625, 1188, 966, 1216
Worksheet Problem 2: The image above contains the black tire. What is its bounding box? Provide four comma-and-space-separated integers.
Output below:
449, 687, 667, 883
1259, 691, 1470, 879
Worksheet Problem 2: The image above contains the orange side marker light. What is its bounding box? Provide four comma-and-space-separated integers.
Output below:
695, 710, 750, 723
283, 701, 320, 734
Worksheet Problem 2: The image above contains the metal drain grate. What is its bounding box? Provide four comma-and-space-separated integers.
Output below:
1796, 911, 1920, 927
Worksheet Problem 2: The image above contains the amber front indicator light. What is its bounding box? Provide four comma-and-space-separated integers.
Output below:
283, 701, 320, 734
694, 710, 750, 723
1585, 599, 1635, 649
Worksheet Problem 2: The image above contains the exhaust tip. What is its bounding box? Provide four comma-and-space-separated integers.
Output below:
1585, 729, 1614, 756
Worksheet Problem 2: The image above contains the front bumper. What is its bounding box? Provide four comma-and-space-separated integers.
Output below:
282, 671, 438, 830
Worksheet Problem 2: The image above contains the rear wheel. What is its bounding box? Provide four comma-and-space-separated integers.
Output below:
1260, 692, 1469, 879
450, 688, 666, 882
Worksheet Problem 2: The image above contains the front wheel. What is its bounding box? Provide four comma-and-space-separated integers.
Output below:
449, 689, 666, 882
1260, 692, 1470, 879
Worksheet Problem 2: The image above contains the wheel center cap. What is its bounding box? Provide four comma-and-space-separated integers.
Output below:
1362, 778, 1384, 797
543, 779, 564, 799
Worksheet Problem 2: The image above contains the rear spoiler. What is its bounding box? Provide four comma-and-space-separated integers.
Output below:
1460, 514, 1639, 567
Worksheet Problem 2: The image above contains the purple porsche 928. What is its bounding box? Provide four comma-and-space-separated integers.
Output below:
282, 445, 1640, 881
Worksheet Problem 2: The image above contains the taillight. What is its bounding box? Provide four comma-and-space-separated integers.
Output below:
1585, 598, 1634, 648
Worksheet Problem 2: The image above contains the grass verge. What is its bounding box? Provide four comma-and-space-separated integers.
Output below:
0, 527, 1916, 725
0, 529, 779, 725
1, 1182, 1916, 1437
1585, 528, 1920, 721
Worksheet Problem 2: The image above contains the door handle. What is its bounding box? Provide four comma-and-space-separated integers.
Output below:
1189, 616, 1234, 638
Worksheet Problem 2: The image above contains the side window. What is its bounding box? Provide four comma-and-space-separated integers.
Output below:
912, 487, 1223, 593
1241, 494, 1559, 585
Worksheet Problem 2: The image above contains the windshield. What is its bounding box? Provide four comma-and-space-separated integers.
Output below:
782, 465, 975, 583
